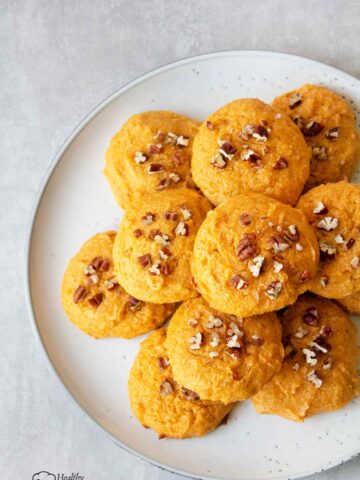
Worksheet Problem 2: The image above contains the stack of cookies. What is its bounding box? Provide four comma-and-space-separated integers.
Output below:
61, 84, 360, 439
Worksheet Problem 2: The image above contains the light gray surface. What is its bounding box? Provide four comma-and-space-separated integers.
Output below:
1, 1, 360, 479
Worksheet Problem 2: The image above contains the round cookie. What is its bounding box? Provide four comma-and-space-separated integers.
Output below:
128, 328, 232, 438
191, 98, 310, 206
104, 111, 199, 208
252, 295, 359, 422
191, 193, 319, 317
337, 291, 360, 315
113, 188, 212, 303
273, 84, 360, 190
165, 297, 284, 404
297, 181, 360, 299
61, 231, 175, 338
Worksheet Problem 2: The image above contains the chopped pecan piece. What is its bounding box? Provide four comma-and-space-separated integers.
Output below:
265, 281, 283, 300
149, 143, 163, 154
148, 163, 165, 174
181, 386, 200, 400
273, 157, 288, 169
325, 127, 340, 140
289, 92, 302, 109
87, 292, 103, 308
239, 213, 252, 225
236, 233, 257, 260
73, 285, 88, 304
303, 307, 318, 326
138, 254, 151, 268
128, 295, 142, 312
302, 120, 324, 137
230, 274, 248, 290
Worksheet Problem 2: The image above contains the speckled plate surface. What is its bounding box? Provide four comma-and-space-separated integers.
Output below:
25, 51, 360, 480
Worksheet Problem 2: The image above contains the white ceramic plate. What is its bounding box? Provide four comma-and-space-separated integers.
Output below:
26, 51, 360, 480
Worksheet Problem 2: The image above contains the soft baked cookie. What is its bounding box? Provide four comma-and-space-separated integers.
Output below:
165, 297, 284, 404
191, 98, 310, 206
113, 189, 212, 303
252, 295, 359, 421
104, 111, 199, 208
61, 231, 175, 338
273, 84, 360, 190
337, 291, 360, 314
128, 328, 232, 438
191, 193, 319, 317
297, 181, 360, 299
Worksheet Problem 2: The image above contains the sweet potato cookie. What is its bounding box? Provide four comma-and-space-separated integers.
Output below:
128, 328, 232, 438
104, 111, 199, 208
191, 193, 319, 317
273, 84, 360, 190
165, 297, 284, 404
252, 295, 359, 422
191, 98, 310, 206
297, 181, 360, 299
61, 231, 174, 338
113, 189, 212, 303
337, 290, 360, 314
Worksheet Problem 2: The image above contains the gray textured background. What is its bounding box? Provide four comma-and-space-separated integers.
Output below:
1, 0, 360, 479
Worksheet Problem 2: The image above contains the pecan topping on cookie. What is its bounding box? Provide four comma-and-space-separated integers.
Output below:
310, 339, 331, 354
134, 151, 148, 164
160, 380, 173, 397
283, 224, 299, 242
289, 92, 302, 109
299, 269, 311, 283
210, 332, 220, 347
211, 152, 227, 169
174, 221, 189, 237
189, 332, 203, 350
152, 231, 170, 246
273, 157, 288, 169
334, 234, 345, 244
149, 262, 161, 275
265, 280, 283, 299
156, 178, 169, 191
249, 335, 264, 346
239, 213, 252, 225
206, 315, 223, 328
313, 201, 328, 214
306, 370, 322, 389
176, 135, 189, 147
248, 255, 266, 277
158, 357, 170, 370
87, 273, 99, 286
149, 143, 163, 154
319, 275, 329, 287
252, 125, 269, 143
138, 254, 151, 268
294, 326, 308, 339
317, 216, 338, 231
312, 145, 328, 160
303, 307, 318, 326
303, 348, 317, 366
128, 295, 142, 312
345, 238, 355, 250
302, 120, 324, 137
325, 127, 340, 140
148, 163, 165, 174
319, 241, 336, 261
267, 235, 289, 253
73, 285, 88, 304
218, 140, 237, 159
133, 228, 143, 238
172, 152, 182, 167
169, 172, 181, 183
87, 292, 103, 308
163, 210, 178, 221
236, 233, 257, 260
159, 247, 171, 260
230, 274, 248, 290
241, 149, 262, 167
293, 116, 305, 129
273, 261, 283, 273
178, 206, 191, 221
188, 318, 198, 327
351, 256, 359, 269
181, 386, 200, 400
206, 120, 214, 130
104, 277, 119, 291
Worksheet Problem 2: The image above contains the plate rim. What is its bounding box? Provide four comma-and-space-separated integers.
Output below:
24, 49, 360, 480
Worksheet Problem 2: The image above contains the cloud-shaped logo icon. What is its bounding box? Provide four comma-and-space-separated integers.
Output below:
32, 472, 56, 480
